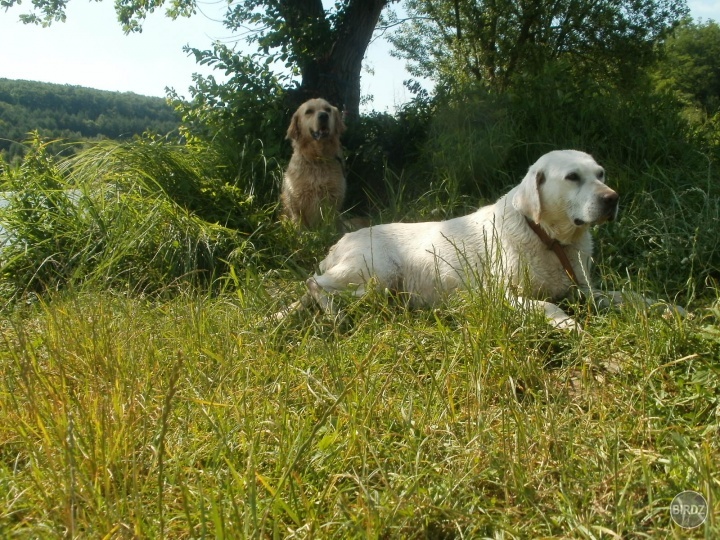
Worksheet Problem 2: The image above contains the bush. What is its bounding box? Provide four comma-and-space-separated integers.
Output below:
169, 47, 290, 206
393, 68, 720, 297
342, 96, 433, 214
418, 64, 714, 202
596, 170, 720, 298
0, 135, 258, 301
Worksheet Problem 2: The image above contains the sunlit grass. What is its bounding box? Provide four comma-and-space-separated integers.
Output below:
0, 133, 718, 537
0, 279, 717, 537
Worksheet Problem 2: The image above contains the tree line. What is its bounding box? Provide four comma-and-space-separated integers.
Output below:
0, 78, 180, 164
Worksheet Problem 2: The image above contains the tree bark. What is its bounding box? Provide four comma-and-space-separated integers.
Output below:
281, 0, 389, 120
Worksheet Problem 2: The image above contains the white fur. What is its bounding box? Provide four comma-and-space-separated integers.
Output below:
278, 150, 681, 330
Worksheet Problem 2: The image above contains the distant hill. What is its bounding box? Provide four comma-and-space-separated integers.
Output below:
0, 78, 181, 163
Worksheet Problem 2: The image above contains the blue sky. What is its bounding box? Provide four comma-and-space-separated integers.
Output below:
0, 1, 718, 113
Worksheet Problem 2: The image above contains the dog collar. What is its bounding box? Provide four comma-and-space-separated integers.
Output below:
525, 217, 579, 286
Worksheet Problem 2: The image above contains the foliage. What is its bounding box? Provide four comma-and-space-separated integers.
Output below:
390, 0, 689, 92
0, 135, 259, 300
342, 93, 434, 213
408, 64, 710, 196
226, 0, 334, 72
167, 44, 289, 200
1, 0, 194, 31
596, 179, 720, 300
0, 78, 180, 165
653, 18, 720, 114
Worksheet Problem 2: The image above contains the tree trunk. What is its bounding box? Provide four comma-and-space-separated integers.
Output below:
282, 0, 389, 120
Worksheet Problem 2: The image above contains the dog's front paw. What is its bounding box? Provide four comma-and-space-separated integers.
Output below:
543, 302, 582, 332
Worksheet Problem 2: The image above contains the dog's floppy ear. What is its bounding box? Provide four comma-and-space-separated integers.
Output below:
333, 106, 346, 136
286, 110, 301, 141
513, 168, 545, 223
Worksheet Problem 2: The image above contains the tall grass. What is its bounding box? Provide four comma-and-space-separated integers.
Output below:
0, 83, 718, 537
0, 136, 273, 302
411, 79, 720, 298
0, 278, 717, 537
596, 175, 720, 298
0, 134, 362, 303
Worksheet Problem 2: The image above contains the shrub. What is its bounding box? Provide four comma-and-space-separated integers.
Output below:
0, 135, 256, 301
394, 71, 720, 297
342, 96, 433, 214
418, 64, 713, 201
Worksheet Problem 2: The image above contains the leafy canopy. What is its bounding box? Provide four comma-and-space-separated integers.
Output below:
389, 0, 689, 92
654, 18, 720, 113
2, 0, 197, 32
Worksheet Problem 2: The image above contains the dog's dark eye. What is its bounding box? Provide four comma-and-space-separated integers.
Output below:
565, 172, 581, 182
597, 169, 605, 180
305, 108, 314, 115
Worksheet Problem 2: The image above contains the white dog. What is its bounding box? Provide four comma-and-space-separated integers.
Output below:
276, 150, 680, 330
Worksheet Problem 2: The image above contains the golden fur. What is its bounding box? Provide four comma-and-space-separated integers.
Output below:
280, 98, 346, 228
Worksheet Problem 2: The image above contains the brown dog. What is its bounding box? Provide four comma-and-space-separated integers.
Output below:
280, 98, 346, 228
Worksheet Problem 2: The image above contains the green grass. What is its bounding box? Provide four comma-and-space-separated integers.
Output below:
0, 275, 717, 538
0, 122, 718, 537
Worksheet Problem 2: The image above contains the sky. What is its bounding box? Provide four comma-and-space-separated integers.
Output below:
0, 1, 718, 114
0, 0, 413, 113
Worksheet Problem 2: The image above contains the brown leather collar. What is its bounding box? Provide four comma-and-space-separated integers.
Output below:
525, 217, 579, 286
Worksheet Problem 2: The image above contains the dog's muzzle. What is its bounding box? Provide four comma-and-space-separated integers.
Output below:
574, 190, 620, 226
311, 112, 331, 140
311, 129, 330, 140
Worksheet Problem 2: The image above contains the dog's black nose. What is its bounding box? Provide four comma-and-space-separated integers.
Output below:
603, 190, 619, 205
318, 111, 329, 125
602, 190, 619, 217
